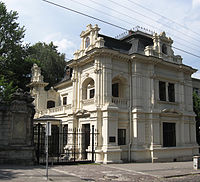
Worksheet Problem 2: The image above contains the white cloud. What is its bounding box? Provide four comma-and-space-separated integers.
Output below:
192, 0, 200, 8
192, 72, 200, 79
43, 32, 78, 58
3, 0, 200, 75
54, 39, 76, 53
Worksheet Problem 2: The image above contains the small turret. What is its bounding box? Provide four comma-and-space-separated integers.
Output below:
28, 64, 48, 88
31, 63, 45, 83
27, 64, 49, 117
144, 31, 182, 64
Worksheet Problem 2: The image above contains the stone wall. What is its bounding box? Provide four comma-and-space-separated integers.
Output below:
0, 89, 35, 165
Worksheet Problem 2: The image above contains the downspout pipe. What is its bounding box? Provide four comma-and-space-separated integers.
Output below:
128, 60, 133, 162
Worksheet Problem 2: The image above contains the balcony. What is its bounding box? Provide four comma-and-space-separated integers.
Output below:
112, 97, 129, 108
39, 104, 72, 116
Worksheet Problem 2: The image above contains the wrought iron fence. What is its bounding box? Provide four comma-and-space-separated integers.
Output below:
34, 124, 98, 164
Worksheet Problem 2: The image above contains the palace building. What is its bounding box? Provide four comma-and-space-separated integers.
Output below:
29, 24, 199, 163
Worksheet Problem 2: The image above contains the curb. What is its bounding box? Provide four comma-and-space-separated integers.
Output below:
163, 172, 200, 178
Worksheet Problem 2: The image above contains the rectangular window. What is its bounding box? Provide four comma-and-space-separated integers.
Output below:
112, 83, 119, 97
118, 129, 126, 145
159, 81, 166, 101
109, 136, 116, 143
63, 97, 67, 105
168, 83, 175, 102
89, 89, 95, 99
163, 122, 176, 147
47, 100, 55, 108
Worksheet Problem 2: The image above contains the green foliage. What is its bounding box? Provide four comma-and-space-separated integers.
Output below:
193, 92, 200, 121
0, 1, 66, 98
28, 42, 66, 89
0, 1, 33, 91
0, 2, 25, 56
0, 76, 17, 102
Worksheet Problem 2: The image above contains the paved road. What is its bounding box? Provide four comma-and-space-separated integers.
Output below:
1, 161, 200, 182
51, 162, 200, 182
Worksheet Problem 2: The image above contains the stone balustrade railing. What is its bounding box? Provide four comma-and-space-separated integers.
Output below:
82, 98, 95, 105
39, 104, 72, 116
112, 97, 129, 108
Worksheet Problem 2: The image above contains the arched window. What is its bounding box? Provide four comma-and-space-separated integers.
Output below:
162, 44, 167, 54
82, 78, 95, 100
112, 82, 119, 97
112, 77, 121, 97
85, 37, 90, 48
112, 76, 127, 98
47, 100, 55, 108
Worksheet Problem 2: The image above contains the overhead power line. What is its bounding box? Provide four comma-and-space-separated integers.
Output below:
87, 0, 200, 51
42, 0, 128, 31
42, 0, 200, 59
87, 0, 158, 31
172, 46, 200, 59
69, 0, 134, 28
127, 0, 200, 38
74, 0, 200, 54
107, 0, 200, 44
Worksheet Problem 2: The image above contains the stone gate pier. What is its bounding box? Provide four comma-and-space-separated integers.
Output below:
0, 89, 35, 165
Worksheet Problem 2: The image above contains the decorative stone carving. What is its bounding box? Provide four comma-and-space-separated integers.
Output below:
144, 31, 182, 64
74, 24, 104, 60
0, 89, 35, 165
31, 63, 44, 82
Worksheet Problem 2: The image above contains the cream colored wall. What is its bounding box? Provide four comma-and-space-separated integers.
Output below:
30, 24, 199, 163
57, 85, 73, 106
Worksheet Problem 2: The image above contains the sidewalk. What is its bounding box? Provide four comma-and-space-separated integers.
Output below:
0, 161, 200, 182
107, 161, 200, 178
0, 165, 84, 182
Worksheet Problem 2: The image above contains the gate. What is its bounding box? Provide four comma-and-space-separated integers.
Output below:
34, 124, 98, 164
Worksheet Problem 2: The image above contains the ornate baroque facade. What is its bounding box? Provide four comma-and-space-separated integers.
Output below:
29, 24, 199, 163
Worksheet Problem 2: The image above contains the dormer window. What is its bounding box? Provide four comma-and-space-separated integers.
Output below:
85, 37, 90, 48
162, 44, 167, 54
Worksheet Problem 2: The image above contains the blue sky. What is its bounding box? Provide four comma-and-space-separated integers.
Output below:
4, 0, 200, 78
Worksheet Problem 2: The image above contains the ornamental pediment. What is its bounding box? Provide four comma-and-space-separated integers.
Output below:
74, 24, 105, 60
75, 109, 90, 118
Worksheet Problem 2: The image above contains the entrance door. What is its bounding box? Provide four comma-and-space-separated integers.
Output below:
49, 125, 59, 156
82, 124, 90, 159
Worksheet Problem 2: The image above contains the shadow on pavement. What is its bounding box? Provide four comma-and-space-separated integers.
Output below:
0, 165, 44, 180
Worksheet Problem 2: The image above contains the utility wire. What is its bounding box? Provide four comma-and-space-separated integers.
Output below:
107, 0, 200, 44
85, 0, 200, 53
69, 0, 134, 28
42, 0, 128, 31
172, 46, 200, 59
42, 0, 200, 59
127, 0, 200, 38
87, 0, 200, 51
88, 0, 158, 32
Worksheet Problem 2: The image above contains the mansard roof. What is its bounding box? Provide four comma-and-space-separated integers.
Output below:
98, 30, 153, 55
98, 34, 131, 54
54, 66, 73, 88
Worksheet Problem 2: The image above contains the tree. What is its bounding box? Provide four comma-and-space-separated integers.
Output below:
193, 92, 200, 121
27, 42, 66, 89
0, 2, 66, 95
0, 76, 16, 102
0, 1, 34, 91
193, 92, 200, 147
